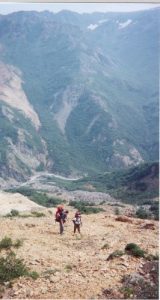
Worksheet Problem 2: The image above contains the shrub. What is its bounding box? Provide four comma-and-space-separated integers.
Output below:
146, 253, 159, 261
125, 243, 145, 257
107, 250, 124, 260
150, 202, 159, 220
0, 251, 28, 283
0, 237, 13, 250
10, 210, 19, 217
14, 239, 23, 249
28, 271, 39, 280
5, 210, 20, 218
136, 208, 151, 219
121, 287, 134, 298
114, 207, 120, 215
65, 264, 73, 272
101, 243, 109, 250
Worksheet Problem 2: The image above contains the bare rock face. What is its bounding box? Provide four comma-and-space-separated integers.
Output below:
0, 61, 41, 130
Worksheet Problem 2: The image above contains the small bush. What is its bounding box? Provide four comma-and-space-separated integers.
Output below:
4, 210, 20, 218
65, 264, 73, 272
125, 243, 145, 257
0, 237, 13, 250
10, 210, 19, 217
146, 253, 159, 261
14, 239, 23, 249
121, 287, 134, 298
0, 251, 28, 283
28, 271, 39, 280
101, 243, 109, 250
136, 208, 151, 219
114, 207, 120, 215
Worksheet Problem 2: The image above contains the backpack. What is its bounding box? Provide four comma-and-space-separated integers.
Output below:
55, 209, 63, 222
55, 209, 68, 223
55, 211, 61, 222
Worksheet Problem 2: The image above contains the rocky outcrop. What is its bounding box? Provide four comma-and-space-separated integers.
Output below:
0, 61, 40, 130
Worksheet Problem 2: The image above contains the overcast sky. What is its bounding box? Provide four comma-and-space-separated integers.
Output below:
0, 2, 159, 15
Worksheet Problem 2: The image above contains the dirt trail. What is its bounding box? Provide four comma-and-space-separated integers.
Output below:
0, 205, 158, 299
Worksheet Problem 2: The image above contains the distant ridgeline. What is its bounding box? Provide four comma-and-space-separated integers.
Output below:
0, 9, 159, 185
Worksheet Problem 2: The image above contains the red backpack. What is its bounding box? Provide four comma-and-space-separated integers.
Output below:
55, 208, 62, 222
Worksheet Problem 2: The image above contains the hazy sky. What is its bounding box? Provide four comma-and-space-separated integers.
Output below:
0, 2, 159, 15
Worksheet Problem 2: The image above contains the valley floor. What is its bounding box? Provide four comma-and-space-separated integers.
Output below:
0, 205, 159, 299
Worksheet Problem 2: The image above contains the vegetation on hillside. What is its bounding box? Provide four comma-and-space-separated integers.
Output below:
59, 162, 159, 204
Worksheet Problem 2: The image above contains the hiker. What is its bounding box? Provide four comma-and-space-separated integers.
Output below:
72, 210, 82, 234
55, 205, 68, 234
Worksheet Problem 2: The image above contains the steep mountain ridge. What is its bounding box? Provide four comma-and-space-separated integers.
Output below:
0, 9, 159, 185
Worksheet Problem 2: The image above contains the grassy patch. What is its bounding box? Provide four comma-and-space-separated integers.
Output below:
31, 211, 45, 218
0, 237, 23, 251
0, 237, 13, 250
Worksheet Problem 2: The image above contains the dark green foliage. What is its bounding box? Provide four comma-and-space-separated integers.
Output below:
4, 209, 20, 218
136, 207, 151, 219
69, 200, 104, 214
125, 243, 145, 257
150, 202, 159, 220
64, 162, 159, 204
0, 237, 23, 250
27, 271, 39, 280
121, 287, 134, 298
0, 237, 13, 250
10, 209, 19, 217
0, 251, 28, 283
